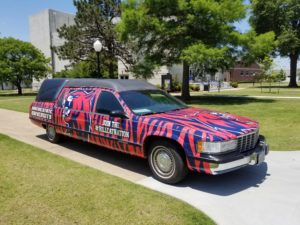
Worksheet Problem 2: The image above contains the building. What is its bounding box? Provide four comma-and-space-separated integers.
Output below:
29, 9, 75, 90
118, 61, 183, 85
229, 62, 262, 82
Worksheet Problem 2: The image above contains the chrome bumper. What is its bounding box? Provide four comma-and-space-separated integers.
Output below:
210, 140, 269, 175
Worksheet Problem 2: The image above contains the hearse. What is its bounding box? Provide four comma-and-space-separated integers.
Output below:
29, 79, 268, 184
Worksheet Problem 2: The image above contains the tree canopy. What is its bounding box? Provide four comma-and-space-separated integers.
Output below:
56, 0, 132, 78
0, 37, 50, 95
54, 61, 98, 78
250, 0, 300, 87
117, 0, 275, 99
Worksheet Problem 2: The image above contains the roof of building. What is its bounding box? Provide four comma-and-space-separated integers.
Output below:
36, 78, 158, 102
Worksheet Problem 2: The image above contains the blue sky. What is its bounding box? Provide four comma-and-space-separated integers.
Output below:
0, 0, 293, 69
0, 0, 76, 40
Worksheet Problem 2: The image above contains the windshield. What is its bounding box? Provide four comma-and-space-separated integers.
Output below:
120, 89, 188, 115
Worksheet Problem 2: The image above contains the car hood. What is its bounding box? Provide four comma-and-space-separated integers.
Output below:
145, 107, 259, 141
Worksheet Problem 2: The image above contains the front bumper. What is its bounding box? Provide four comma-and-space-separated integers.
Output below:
188, 136, 269, 175
210, 140, 268, 175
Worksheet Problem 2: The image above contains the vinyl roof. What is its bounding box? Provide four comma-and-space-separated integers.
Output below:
36, 78, 158, 102
64, 78, 158, 91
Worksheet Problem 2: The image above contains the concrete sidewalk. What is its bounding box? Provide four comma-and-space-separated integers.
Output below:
0, 108, 300, 225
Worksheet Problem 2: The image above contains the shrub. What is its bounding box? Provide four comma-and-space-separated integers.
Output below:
189, 84, 200, 91
230, 82, 239, 88
171, 78, 182, 92
155, 84, 162, 89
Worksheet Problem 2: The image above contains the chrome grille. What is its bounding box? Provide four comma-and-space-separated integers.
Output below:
237, 130, 259, 152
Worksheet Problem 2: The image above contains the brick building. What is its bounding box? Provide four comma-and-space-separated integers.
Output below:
229, 62, 262, 82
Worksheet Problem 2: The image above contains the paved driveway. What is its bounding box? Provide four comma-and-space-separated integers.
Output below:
1, 108, 299, 225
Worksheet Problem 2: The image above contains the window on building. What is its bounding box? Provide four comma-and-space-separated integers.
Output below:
240, 71, 244, 76
120, 75, 129, 79
95, 91, 124, 114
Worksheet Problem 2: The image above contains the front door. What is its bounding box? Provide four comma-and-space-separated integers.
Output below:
90, 90, 137, 154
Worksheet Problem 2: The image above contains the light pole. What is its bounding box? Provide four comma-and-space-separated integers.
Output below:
93, 39, 102, 78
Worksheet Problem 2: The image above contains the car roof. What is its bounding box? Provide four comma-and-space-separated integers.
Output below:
36, 78, 158, 102
64, 78, 158, 92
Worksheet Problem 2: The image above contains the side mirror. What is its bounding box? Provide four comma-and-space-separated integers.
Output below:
110, 110, 128, 119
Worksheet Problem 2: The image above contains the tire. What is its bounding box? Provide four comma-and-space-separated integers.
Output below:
148, 140, 188, 184
46, 124, 61, 143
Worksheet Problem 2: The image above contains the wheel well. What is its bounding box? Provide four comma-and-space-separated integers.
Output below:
143, 136, 186, 159
42, 124, 47, 129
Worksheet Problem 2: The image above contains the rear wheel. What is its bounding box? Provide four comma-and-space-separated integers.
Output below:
46, 124, 61, 143
148, 140, 188, 184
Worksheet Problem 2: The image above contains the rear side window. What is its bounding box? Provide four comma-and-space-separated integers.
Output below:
36, 79, 68, 102
96, 91, 123, 114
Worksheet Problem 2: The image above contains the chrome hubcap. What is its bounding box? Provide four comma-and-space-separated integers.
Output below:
156, 151, 172, 173
152, 146, 175, 178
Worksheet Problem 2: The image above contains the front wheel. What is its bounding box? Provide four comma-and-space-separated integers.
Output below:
148, 140, 188, 184
46, 124, 61, 143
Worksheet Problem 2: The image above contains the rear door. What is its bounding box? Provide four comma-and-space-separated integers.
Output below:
54, 87, 98, 140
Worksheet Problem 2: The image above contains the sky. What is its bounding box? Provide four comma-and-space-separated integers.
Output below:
0, 0, 295, 69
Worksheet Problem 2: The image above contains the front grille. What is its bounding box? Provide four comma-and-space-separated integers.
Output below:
237, 130, 259, 152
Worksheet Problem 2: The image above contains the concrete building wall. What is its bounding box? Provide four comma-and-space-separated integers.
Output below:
29, 9, 75, 90
118, 60, 183, 86
48, 9, 75, 72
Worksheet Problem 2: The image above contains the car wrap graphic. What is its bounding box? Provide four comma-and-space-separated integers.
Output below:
30, 88, 259, 174
30, 101, 55, 122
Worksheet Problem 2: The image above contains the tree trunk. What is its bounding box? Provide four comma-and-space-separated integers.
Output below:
288, 53, 298, 87
181, 61, 190, 101
109, 61, 114, 78
1, 78, 3, 90
16, 83, 22, 95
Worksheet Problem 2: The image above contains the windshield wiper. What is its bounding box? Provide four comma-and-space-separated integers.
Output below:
141, 111, 166, 116
167, 106, 188, 112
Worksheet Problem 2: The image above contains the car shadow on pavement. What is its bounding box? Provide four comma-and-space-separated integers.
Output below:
177, 163, 269, 196
36, 134, 152, 177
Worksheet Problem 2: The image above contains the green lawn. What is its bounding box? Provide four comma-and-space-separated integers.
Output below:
0, 96, 35, 113
0, 88, 37, 95
189, 96, 300, 150
201, 82, 300, 97
0, 134, 214, 225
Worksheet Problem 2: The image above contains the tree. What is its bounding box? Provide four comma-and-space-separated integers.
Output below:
276, 69, 286, 82
250, 0, 300, 87
117, 0, 275, 100
54, 60, 112, 78
0, 38, 50, 95
56, 0, 132, 78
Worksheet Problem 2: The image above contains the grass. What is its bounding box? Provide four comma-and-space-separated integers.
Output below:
0, 88, 37, 96
189, 96, 300, 150
0, 96, 35, 113
201, 82, 300, 97
0, 134, 214, 225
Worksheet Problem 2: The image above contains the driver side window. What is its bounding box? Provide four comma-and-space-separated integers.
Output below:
95, 91, 123, 114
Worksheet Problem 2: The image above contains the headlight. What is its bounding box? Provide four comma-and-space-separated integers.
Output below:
197, 139, 238, 154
